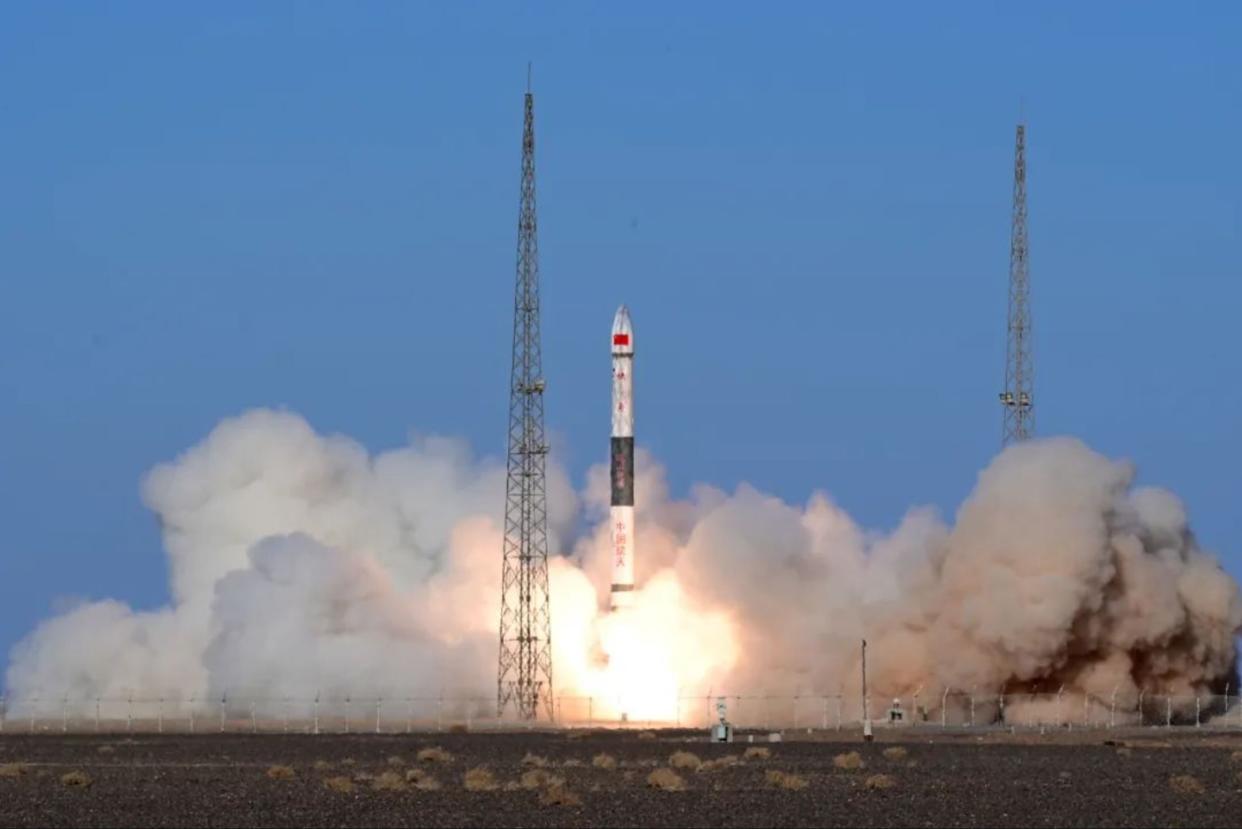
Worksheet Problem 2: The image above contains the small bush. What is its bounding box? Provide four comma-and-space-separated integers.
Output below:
1170, 775, 1205, 795
765, 769, 809, 790
669, 751, 702, 771
372, 770, 407, 792
0, 763, 28, 779
864, 774, 896, 791
834, 751, 865, 771
647, 767, 686, 791
341, 758, 357, 766
313, 759, 333, 771
883, 747, 908, 761
266, 765, 295, 781
61, 771, 93, 788
637, 731, 657, 740
520, 769, 564, 790
699, 755, 741, 772
592, 753, 618, 770
323, 776, 355, 794
540, 782, 582, 807
522, 752, 550, 768
562, 758, 583, 768
743, 747, 771, 761
464, 766, 498, 792
448, 723, 469, 734
406, 768, 441, 790
386, 755, 405, 767
419, 747, 453, 764
352, 771, 375, 782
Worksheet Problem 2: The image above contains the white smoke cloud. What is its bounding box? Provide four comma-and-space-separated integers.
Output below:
6, 409, 1239, 723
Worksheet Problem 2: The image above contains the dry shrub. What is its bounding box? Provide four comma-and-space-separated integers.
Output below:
372, 770, 407, 792
406, 769, 441, 791
1232, 750, 1242, 763
864, 774, 896, 791
464, 766, 498, 792
562, 758, 583, 768
503, 781, 522, 791
743, 746, 771, 761
647, 767, 686, 792
883, 747, 908, 761
699, 755, 741, 773
1170, 775, 1205, 795
448, 723, 469, 734
669, 751, 702, 771
540, 782, 582, 807
765, 769, 809, 790
637, 731, 657, 740
520, 769, 564, 790
61, 771, 93, 788
341, 758, 357, 766
313, 759, 333, 771
522, 752, 550, 768
266, 765, 295, 781
386, 755, 405, 767
323, 776, 355, 794
834, 752, 865, 771
97, 745, 115, 755
419, 747, 453, 764
0, 763, 28, 779
592, 753, 618, 770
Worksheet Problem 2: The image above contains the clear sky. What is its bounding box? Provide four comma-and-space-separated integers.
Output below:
1, 2, 1239, 669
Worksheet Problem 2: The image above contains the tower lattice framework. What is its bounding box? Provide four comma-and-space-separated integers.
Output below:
497, 78, 554, 721
1000, 122, 1034, 445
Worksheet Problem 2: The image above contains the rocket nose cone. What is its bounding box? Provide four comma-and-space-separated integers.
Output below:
611, 305, 633, 353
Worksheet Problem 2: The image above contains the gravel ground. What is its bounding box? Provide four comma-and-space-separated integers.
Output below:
2, 730, 1241, 828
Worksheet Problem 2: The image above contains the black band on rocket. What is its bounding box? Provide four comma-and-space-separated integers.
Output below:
610, 437, 634, 507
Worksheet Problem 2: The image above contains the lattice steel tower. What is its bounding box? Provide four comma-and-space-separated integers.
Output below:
497, 73, 554, 721
1000, 122, 1033, 445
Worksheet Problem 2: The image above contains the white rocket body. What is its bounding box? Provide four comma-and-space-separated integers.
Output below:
610, 306, 635, 610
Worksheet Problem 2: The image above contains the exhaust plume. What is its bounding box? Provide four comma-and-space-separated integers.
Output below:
6, 409, 1239, 723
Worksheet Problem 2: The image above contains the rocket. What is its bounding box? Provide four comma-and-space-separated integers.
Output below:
610, 306, 635, 610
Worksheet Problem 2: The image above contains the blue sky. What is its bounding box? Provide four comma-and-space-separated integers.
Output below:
1, 2, 1239, 668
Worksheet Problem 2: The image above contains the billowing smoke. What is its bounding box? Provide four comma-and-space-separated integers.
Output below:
6, 409, 1239, 723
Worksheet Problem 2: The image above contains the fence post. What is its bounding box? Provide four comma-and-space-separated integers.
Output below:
345, 695, 351, 734
30, 695, 38, 734
127, 694, 133, 734
1083, 693, 1089, 727
1056, 687, 1064, 728
95, 697, 100, 733
62, 695, 68, 734
190, 697, 195, 734
220, 693, 226, 733
283, 698, 289, 735
158, 697, 164, 734
1166, 697, 1172, 728
1195, 697, 1201, 728
913, 691, 921, 728
375, 697, 382, 735
942, 688, 951, 728
250, 699, 256, 734
969, 694, 975, 728
1137, 691, 1144, 727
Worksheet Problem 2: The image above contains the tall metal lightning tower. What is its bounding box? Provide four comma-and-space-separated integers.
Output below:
1000, 121, 1033, 445
497, 70, 554, 721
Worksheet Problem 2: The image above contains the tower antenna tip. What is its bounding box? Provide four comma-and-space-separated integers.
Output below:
527, 62, 532, 93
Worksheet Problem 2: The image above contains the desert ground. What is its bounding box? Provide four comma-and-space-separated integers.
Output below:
2, 729, 1241, 828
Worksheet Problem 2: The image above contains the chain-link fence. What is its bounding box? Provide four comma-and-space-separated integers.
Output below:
1, 690, 1238, 734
